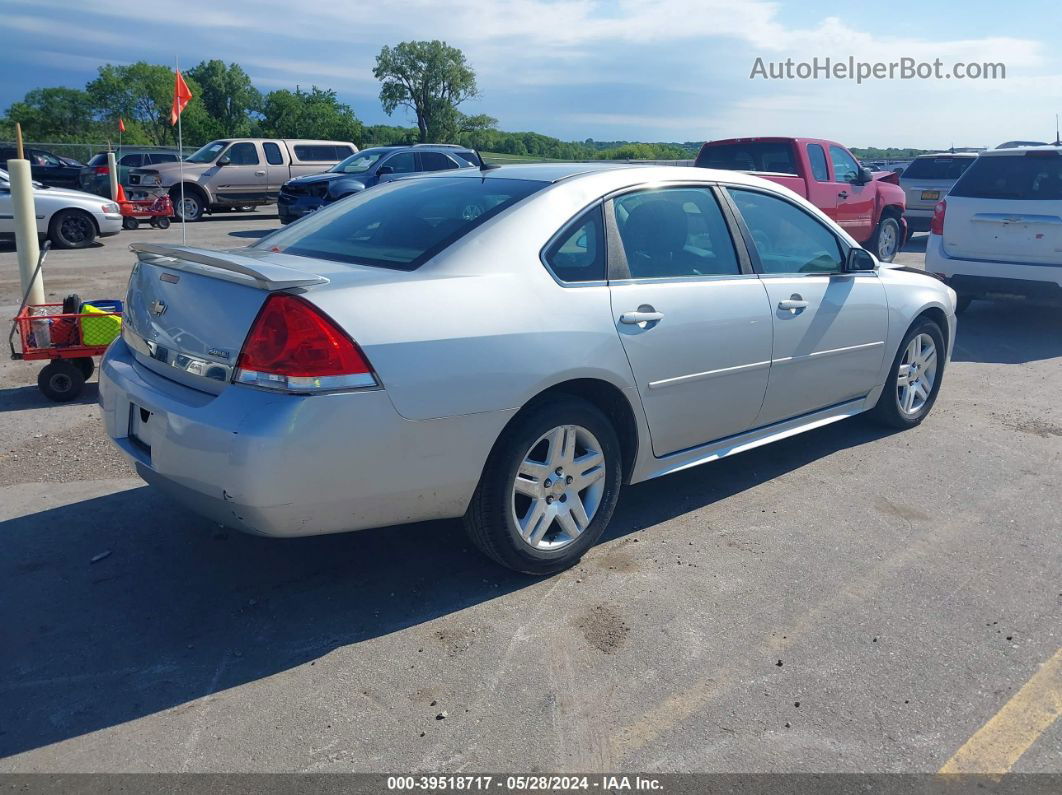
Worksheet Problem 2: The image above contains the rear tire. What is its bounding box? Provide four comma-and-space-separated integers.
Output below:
73, 357, 95, 380
870, 318, 946, 429
38, 360, 85, 402
871, 216, 901, 262
465, 396, 623, 575
49, 210, 98, 249
122, 217, 139, 230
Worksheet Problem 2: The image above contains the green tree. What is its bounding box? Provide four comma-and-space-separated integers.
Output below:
374, 41, 478, 142
259, 87, 362, 142
4, 87, 96, 142
186, 59, 260, 138
87, 62, 207, 146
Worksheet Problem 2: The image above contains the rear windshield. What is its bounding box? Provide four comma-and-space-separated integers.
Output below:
903, 156, 975, 180
87, 153, 108, 166
255, 176, 545, 270
696, 142, 797, 175
949, 152, 1062, 200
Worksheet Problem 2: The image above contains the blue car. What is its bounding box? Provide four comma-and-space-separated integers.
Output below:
277, 144, 481, 223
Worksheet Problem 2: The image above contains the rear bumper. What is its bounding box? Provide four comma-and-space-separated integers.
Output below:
925, 233, 1062, 300
99, 337, 512, 537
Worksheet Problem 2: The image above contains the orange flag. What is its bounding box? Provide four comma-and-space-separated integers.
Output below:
170, 70, 193, 126
118, 117, 126, 133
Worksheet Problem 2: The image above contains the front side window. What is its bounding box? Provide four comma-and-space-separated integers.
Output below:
807, 144, 829, 181
614, 187, 740, 279
829, 146, 861, 183
728, 188, 843, 274
382, 152, 417, 174
543, 206, 606, 282
262, 142, 284, 165
225, 142, 259, 165
255, 177, 544, 270
420, 152, 460, 172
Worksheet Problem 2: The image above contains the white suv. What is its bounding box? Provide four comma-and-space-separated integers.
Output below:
925, 146, 1062, 312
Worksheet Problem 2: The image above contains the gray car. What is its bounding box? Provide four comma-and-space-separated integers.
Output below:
900, 153, 977, 233
99, 164, 956, 574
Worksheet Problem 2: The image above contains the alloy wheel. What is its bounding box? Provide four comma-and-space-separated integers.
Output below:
511, 424, 607, 551
61, 214, 93, 244
896, 332, 938, 415
877, 222, 898, 260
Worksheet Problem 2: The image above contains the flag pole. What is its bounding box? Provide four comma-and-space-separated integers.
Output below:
177, 55, 186, 244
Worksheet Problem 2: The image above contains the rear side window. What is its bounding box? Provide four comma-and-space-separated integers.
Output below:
949, 153, 1062, 200
335, 146, 355, 158
226, 142, 259, 165
728, 188, 843, 274
543, 206, 606, 282
119, 154, 144, 166
263, 142, 284, 165
255, 177, 544, 270
420, 152, 459, 172
150, 153, 179, 164
614, 187, 740, 278
902, 157, 975, 180
294, 144, 340, 161
696, 142, 797, 175
807, 144, 829, 181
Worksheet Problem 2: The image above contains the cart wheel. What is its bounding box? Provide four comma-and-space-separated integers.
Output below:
156, 216, 171, 229
38, 360, 85, 402
73, 357, 95, 380
123, 217, 139, 231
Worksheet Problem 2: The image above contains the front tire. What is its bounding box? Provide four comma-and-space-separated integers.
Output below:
871, 216, 901, 263
871, 318, 946, 429
465, 396, 623, 575
49, 210, 98, 249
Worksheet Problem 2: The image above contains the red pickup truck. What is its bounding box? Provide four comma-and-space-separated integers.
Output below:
695, 137, 907, 262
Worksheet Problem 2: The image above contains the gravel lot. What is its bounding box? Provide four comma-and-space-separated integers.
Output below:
1, 211, 1059, 773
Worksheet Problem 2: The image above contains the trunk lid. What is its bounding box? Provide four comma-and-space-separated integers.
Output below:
123, 244, 329, 395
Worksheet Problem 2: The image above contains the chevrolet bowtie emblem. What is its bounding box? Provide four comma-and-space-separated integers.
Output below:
150, 299, 167, 316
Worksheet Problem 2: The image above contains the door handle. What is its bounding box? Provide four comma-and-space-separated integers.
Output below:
778, 296, 809, 311
837, 191, 848, 199
620, 310, 664, 325
255, 170, 266, 176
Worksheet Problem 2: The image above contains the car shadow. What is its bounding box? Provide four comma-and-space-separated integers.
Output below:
901, 232, 927, 253
952, 301, 1062, 364
0, 382, 100, 412
1, 414, 894, 759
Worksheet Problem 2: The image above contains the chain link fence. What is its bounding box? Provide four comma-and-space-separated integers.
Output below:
1, 141, 180, 164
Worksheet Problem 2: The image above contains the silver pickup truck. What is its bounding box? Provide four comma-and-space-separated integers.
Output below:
130, 138, 358, 221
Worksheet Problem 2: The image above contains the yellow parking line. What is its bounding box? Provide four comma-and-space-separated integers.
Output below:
939, 647, 1062, 774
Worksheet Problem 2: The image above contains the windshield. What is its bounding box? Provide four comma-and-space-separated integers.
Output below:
330, 150, 386, 174
254, 176, 545, 270
903, 156, 975, 180
185, 141, 229, 164
949, 152, 1062, 200
696, 142, 797, 175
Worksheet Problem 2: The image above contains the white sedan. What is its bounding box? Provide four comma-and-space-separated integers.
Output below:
0, 167, 122, 248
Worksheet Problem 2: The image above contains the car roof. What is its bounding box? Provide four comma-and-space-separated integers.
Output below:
978, 144, 1062, 157
433, 162, 647, 182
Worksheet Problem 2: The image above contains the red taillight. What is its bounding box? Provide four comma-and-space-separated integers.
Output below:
234, 293, 376, 393
930, 199, 947, 236
94, 166, 110, 175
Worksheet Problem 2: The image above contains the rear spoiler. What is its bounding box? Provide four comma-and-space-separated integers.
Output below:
130, 243, 328, 290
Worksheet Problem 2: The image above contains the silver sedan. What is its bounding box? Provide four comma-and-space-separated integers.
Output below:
0, 167, 122, 248
99, 164, 956, 574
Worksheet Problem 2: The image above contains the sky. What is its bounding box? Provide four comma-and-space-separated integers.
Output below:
3, 0, 1061, 148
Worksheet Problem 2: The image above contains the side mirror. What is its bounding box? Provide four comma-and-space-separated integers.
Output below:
857, 166, 874, 184
217, 156, 231, 166
846, 247, 876, 272
377, 165, 395, 175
